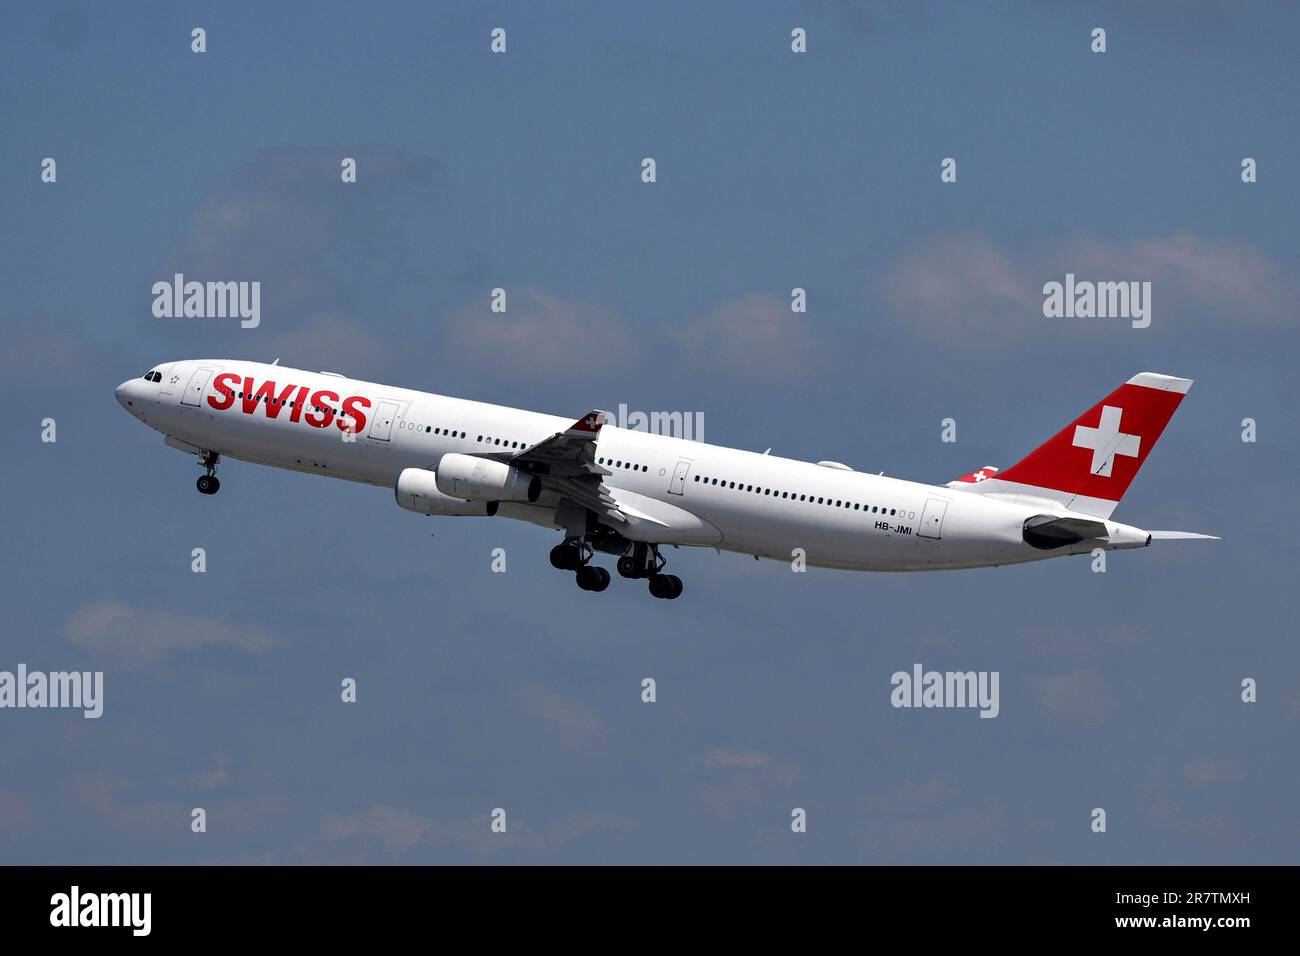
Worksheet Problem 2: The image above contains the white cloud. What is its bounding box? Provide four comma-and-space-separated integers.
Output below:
171, 755, 230, 792
1182, 758, 1244, 788
704, 748, 771, 770
311, 805, 633, 860
319, 804, 430, 855
0, 790, 35, 832
1037, 672, 1114, 727
881, 230, 1297, 347
697, 747, 799, 820
446, 289, 635, 375
673, 292, 818, 379
859, 775, 954, 813
65, 600, 274, 662
518, 685, 609, 754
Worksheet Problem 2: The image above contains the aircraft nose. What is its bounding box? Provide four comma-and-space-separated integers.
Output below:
115, 379, 135, 409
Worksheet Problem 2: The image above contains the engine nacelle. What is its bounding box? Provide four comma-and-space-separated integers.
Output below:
395, 468, 497, 516
434, 453, 541, 503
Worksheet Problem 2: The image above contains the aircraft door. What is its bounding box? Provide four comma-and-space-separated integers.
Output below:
668, 459, 692, 495
181, 367, 216, 406
368, 400, 400, 441
918, 498, 949, 539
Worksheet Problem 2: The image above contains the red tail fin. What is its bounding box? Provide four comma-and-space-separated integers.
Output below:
968, 373, 1192, 518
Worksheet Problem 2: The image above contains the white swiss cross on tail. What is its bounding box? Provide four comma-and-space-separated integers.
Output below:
1071, 405, 1140, 477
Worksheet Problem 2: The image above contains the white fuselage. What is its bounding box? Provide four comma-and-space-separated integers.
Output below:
115, 360, 1152, 571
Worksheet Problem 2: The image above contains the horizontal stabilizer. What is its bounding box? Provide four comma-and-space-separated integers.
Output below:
1147, 530, 1220, 541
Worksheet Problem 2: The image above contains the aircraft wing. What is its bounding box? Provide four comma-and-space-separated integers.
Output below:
508, 409, 626, 525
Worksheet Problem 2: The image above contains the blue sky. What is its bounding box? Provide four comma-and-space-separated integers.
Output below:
1, 1, 1297, 863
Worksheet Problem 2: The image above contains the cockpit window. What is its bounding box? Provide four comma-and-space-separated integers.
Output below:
142, 370, 162, 382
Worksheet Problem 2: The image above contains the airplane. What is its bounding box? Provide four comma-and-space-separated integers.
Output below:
115, 361, 1215, 598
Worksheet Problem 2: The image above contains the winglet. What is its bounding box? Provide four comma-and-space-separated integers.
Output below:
567, 410, 608, 436
947, 465, 999, 487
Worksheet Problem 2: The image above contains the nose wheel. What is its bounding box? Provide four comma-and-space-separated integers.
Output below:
196, 450, 221, 495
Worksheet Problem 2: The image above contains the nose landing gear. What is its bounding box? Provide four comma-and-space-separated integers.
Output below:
196, 450, 221, 495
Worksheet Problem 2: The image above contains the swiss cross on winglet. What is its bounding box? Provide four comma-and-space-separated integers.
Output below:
950, 465, 1000, 484
510, 409, 611, 475
567, 410, 608, 435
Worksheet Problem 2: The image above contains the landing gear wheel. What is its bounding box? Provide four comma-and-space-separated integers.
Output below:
576, 566, 610, 592
196, 449, 221, 494
550, 544, 584, 571
619, 543, 664, 579
648, 573, 683, 599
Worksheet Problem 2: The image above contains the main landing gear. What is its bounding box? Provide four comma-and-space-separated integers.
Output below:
552, 539, 682, 599
196, 450, 221, 495
549, 539, 610, 591
618, 542, 683, 599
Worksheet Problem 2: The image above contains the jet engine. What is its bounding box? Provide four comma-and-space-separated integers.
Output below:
396, 467, 497, 516
434, 453, 541, 503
